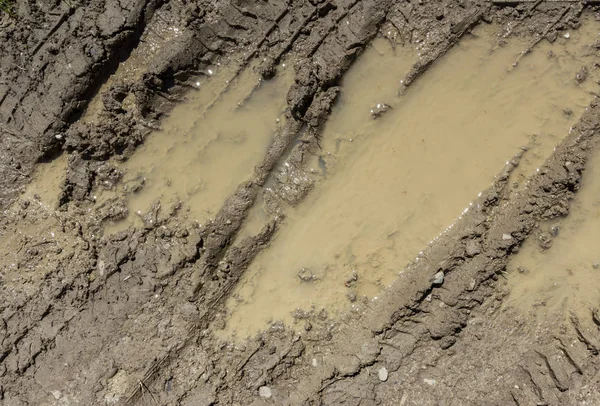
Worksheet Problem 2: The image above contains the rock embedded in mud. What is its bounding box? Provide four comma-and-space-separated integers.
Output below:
258, 386, 272, 398
465, 239, 481, 257
370, 103, 392, 119
378, 367, 389, 382
431, 271, 444, 286
435, 8, 445, 20
576, 66, 589, 83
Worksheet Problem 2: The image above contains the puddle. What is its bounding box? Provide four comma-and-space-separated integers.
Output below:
0, 154, 71, 295
219, 19, 600, 340
105, 64, 293, 233
505, 147, 600, 321
21, 154, 67, 210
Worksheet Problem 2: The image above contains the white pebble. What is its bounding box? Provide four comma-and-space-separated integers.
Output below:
378, 367, 388, 382
259, 386, 272, 398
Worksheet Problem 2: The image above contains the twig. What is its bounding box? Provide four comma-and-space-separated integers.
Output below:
138, 379, 159, 405
0, 162, 27, 177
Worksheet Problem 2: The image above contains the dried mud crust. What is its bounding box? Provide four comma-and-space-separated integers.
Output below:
2, 0, 600, 405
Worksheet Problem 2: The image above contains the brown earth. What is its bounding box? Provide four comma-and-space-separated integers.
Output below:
2, 0, 600, 405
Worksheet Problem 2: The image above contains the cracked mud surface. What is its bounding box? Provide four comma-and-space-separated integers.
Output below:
3, 0, 600, 405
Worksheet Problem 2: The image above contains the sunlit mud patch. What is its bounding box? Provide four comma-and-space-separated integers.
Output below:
0, 155, 74, 296
506, 147, 600, 322
218, 19, 600, 340
83, 16, 185, 124
105, 65, 293, 233
21, 154, 67, 210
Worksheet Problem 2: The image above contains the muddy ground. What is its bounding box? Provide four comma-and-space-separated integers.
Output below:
2, 0, 600, 405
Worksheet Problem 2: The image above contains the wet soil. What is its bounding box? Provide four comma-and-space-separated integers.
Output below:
221, 19, 600, 339
3, 0, 600, 405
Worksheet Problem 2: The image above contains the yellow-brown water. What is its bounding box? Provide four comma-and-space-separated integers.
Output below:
0, 155, 71, 294
506, 147, 600, 321
219, 21, 600, 340
105, 64, 293, 232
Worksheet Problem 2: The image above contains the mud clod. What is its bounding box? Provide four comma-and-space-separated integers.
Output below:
298, 267, 317, 282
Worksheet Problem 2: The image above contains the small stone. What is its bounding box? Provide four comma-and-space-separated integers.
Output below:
259, 386, 272, 398
563, 108, 573, 116
424, 378, 437, 386
563, 32, 570, 39
378, 367, 389, 382
218, 261, 230, 272
593, 263, 600, 270
431, 271, 444, 286
435, 8, 444, 20
576, 66, 589, 84
370, 103, 392, 119
465, 239, 481, 257
502, 233, 513, 241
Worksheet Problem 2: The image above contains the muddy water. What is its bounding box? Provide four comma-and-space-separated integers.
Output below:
105, 64, 293, 232
506, 147, 600, 321
21, 154, 67, 210
220, 21, 600, 339
0, 155, 71, 294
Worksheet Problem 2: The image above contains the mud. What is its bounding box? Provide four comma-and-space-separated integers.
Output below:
107, 62, 293, 233
221, 18, 600, 339
506, 145, 600, 321
3, 0, 600, 405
